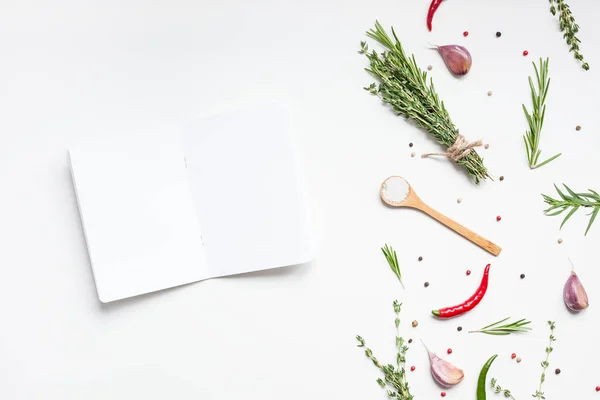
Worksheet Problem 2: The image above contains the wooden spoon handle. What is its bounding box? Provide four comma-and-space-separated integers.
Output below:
417, 202, 502, 256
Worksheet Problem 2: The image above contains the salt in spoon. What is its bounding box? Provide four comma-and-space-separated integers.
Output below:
380, 176, 501, 256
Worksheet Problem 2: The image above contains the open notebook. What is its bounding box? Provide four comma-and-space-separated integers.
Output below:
69, 105, 315, 303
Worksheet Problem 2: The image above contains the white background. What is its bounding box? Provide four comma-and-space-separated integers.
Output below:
1, 0, 599, 399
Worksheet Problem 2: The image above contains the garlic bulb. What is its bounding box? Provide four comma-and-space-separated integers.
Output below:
564, 269, 589, 312
423, 341, 464, 387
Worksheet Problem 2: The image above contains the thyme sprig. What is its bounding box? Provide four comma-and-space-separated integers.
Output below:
490, 378, 516, 400
356, 301, 414, 400
522, 58, 561, 169
469, 317, 532, 335
359, 21, 488, 184
549, 0, 589, 70
533, 321, 556, 399
542, 184, 600, 235
382, 244, 404, 288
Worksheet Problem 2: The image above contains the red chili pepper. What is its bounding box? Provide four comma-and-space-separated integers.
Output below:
427, 0, 444, 31
432, 264, 491, 318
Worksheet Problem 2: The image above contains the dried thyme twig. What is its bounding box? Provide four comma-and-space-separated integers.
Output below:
490, 378, 516, 400
359, 21, 489, 184
533, 321, 556, 399
522, 58, 561, 169
356, 301, 414, 400
549, 0, 589, 70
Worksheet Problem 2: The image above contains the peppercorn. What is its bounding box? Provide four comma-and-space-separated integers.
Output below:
511, 353, 516, 359
523, 50, 529, 56
520, 273, 525, 279
418, 256, 423, 261
558, 238, 563, 244
457, 197, 462, 204
410, 366, 416, 371
496, 215, 501, 221
457, 326, 462, 332
484, 143, 490, 149
516, 357, 522, 363
441, 392, 446, 397
410, 152, 416, 158
447, 348, 452, 354
487, 91, 492, 96
409, 142, 414, 147
427, 65, 433, 71
466, 270, 471, 276
576, 125, 581, 131
499, 176, 504, 181
424, 282, 430, 288
463, 31, 469, 37
496, 31, 502, 37
596, 386, 600, 392
408, 338, 413, 343
555, 368, 561, 375
412, 320, 418, 327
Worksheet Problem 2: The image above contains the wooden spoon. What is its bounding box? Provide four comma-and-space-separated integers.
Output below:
380, 176, 501, 256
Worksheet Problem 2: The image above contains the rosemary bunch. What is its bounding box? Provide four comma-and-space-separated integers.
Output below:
542, 184, 600, 235
549, 0, 589, 70
522, 58, 561, 169
359, 21, 488, 184
470, 317, 531, 335
356, 301, 414, 400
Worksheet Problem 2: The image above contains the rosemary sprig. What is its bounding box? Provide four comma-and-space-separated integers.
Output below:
359, 21, 488, 184
542, 184, 600, 235
382, 244, 404, 288
522, 58, 561, 169
549, 0, 589, 70
490, 378, 516, 400
356, 300, 414, 400
469, 317, 532, 335
533, 321, 556, 399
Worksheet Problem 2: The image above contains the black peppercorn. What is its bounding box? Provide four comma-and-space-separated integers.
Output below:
499, 176, 504, 181
418, 256, 423, 261
555, 368, 561, 375
457, 326, 462, 332
409, 142, 414, 147
496, 31, 502, 37
424, 282, 430, 287
520, 273, 525, 279
408, 338, 413, 343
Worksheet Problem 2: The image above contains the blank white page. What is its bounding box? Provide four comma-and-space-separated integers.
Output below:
182, 105, 315, 278
69, 138, 208, 303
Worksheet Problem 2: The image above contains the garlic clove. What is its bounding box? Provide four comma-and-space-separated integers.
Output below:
564, 270, 589, 312
423, 341, 464, 387
435, 44, 472, 76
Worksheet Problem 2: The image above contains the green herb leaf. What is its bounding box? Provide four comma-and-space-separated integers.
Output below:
542, 184, 600, 234
382, 244, 404, 288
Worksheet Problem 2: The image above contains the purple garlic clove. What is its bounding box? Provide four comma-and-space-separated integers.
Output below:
434, 45, 472, 76
564, 269, 589, 312
422, 341, 464, 387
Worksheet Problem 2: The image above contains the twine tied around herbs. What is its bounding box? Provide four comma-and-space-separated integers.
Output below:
421, 134, 483, 162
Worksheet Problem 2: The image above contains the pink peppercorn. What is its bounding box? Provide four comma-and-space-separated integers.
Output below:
447, 348, 453, 354
496, 216, 502, 222
411, 366, 416, 371
463, 31, 469, 37
511, 353, 517, 359
523, 50, 529, 56
441, 392, 447, 397
466, 270, 471, 276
